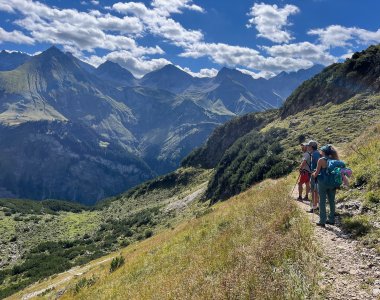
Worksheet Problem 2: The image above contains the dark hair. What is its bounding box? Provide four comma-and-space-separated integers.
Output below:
321, 144, 339, 159
330, 146, 339, 160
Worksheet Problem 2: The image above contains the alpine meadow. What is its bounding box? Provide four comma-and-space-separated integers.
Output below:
0, 1, 380, 299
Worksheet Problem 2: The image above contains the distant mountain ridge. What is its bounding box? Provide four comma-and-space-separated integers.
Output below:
0, 46, 323, 203
0, 50, 30, 71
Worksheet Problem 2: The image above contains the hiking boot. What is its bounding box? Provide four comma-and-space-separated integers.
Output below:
307, 207, 319, 213
296, 196, 302, 201
316, 222, 326, 228
326, 220, 335, 225
302, 196, 309, 201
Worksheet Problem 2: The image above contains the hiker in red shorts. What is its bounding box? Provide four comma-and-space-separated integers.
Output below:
297, 143, 311, 201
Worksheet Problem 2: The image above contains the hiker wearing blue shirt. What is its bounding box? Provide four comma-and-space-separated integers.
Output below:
307, 140, 320, 213
312, 144, 340, 227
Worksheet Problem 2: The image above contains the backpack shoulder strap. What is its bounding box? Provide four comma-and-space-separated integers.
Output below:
305, 152, 312, 170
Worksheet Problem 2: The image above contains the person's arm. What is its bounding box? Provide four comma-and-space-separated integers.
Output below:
312, 158, 322, 178
299, 160, 307, 170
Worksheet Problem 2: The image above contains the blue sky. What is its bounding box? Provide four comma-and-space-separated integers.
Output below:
0, 0, 380, 78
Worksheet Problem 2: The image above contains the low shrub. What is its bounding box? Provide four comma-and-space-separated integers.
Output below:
144, 229, 153, 239
366, 190, 380, 204
341, 215, 372, 237
110, 256, 125, 273
73, 276, 97, 294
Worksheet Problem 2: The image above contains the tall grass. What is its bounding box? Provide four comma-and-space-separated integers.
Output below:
340, 124, 380, 250
62, 178, 320, 300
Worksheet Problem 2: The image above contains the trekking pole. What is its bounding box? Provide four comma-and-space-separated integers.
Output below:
291, 173, 301, 198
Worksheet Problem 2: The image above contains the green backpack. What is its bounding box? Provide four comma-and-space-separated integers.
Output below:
321, 158, 346, 188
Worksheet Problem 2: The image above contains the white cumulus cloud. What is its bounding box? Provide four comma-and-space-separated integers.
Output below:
179, 66, 218, 77
113, 1, 204, 47
247, 3, 300, 43
236, 68, 275, 79
0, 26, 34, 44
0, 0, 147, 54
180, 42, 313, 73
308, 25, 380, 47
86, 51, 172, 78
262, 42, 336, 65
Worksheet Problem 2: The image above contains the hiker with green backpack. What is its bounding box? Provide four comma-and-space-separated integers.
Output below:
312, 144, 343, 227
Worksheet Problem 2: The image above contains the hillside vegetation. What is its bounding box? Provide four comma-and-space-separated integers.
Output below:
337, 124, 380, 252
10, 177, 319, 300
281, 45, 380, 117
0, 168, 211, 298
183, 93, 380, 204
9, 123, 380, 299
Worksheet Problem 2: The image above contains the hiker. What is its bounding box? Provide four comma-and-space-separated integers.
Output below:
307, 140, 320, 213
297, 143, 311, 201
312, 144, 340, 227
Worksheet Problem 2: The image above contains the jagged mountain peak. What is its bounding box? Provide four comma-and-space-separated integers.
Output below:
145, 64, 193, 79
39, 45, 65, 57
31, 45, 76, 69
215, 67, 255, 84
98, 60, 121, 69
217, 66, 240, 75
140, 64, 194, 93
95, 60, 135, 85
97, 60, 133, 75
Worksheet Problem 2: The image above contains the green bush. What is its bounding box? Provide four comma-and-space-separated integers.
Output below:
120, 240, 130, 247
110, 256, 125, 273
366, 190, 380, 204
144, 229, 153, 239
341, 215, 372, 237
73, 276, 97, 294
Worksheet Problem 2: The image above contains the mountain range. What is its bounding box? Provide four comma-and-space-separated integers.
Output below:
0, 46, 323, 204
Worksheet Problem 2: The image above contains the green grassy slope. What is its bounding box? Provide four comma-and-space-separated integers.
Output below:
0, 167, 211, 298
10, 177, 320, 300
336, 124, 380, 252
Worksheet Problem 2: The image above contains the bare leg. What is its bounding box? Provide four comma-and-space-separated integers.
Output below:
298, 182, 303, 198
305, 182, 310, 199
313, 190, 319, 208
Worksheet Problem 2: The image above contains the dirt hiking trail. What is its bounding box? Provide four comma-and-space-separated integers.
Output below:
293, 193, 380, 300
